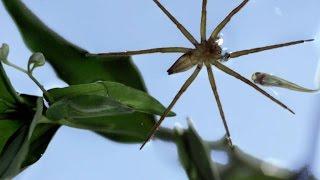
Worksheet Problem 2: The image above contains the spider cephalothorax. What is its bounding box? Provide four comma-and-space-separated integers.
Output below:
88, 0, 313, 149
168, 39, 223, 74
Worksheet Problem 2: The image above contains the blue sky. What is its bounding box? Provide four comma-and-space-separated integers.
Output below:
0, 0, 320, 179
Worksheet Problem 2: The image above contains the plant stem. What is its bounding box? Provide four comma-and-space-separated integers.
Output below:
27, 73, 54, 103
3, 60, 54, 104
4, 61, 28, 74
156, 126, 228, 151
155, 127, 175, 142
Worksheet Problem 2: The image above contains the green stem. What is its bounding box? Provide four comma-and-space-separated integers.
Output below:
155, 127, 229, 151
27, 73, 54, 103
3, 61, 28, 74
155, 127, 175, 142
3, 60, 54, 104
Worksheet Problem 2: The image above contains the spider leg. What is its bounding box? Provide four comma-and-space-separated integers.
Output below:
229, 39, 314, 59
206, 64, 233, 146
201, 0, 207, 42
153, 0, 199, 46
212, 61, 295, 114
87, 47, 192, 57
209, 0, 249, 41
140, 64, 203, 150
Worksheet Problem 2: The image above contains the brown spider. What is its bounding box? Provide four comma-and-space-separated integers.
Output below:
88, 0, 313, 149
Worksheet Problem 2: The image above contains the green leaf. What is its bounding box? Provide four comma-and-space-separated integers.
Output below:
2, 0, 156, 142
47, 81, 174, 142
22, 124, 58, 168
12, 95, 58, 169
48, 81, 175, 117
46, 112, 154, 142
47, 95, 133, 120
221, 147, 293, 180
0, 65, 57, 173
0, 63, 20, 110
0, 98, 44, 179
174, 119, 221, 180
0, 120, 22, 153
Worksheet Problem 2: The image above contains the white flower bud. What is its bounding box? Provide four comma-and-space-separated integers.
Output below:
29, 52, 45, 68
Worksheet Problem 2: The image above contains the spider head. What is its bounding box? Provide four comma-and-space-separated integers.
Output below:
200, 37, 223, 63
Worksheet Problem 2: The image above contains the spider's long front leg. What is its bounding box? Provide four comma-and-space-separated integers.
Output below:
200, 0, 207, 43
206, 64, 232, 146
87, 47, 192, 57
209, 0, 249, 41
153, 0, 199, 46
229, 39, 314, 59
212, 61, 295, 114
140, 64, 203, 150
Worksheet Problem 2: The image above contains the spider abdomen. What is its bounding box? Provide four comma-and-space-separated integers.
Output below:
167, 51, 199, 75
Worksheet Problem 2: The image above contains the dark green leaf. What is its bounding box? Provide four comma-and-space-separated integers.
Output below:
2, 0, 156, 142
48, 112, 154, 142
0, 63, 21, 111
22, 124, 58, 168
175, 120, 220, 180
48, 81, 175, 117
47, 95, 133, 120
0, 120, 22, 153
0, 98, 43, 178
7, 94, 58, 169
221, 147, 293, 180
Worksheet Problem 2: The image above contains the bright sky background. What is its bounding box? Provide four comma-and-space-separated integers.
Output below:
0, 0, 320, 179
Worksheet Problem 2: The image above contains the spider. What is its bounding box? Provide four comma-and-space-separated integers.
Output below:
88, 0, 313, 149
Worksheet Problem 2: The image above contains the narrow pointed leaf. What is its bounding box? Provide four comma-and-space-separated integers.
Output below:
0, 63, 57, 172
21, 123, 58, 168
174, 120, 221, 180
0, 63, 21, 112
48, 81, 175, 117
0, 98, 44, 179
0, 120, 22, 153
47, 95, 133, 120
